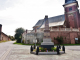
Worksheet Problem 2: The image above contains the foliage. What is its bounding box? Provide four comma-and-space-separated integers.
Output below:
0, 40, 9, 43
54, 37, 55, 40
44, 48, 47, 51
51, 47, 57, 51
14, 27, 25, 43
39, 47, 44, 52
22, 40, 24, 43
41, 39, 43, 42
39, 47, 47, 52
56, 36, 63, 44
75, 41, 78, 44
65, 37, 66, 40
27, 40, 30, 44
78, 37, 80, 43
39, 47, 57, 52
13, 42, 80, 46
39, 47, 41, 50
13, 42, 41, 45
8, 35, 15, 41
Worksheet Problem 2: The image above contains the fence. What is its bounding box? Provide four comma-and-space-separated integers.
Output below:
51, 28, 79, 32
27, 28, 79, 34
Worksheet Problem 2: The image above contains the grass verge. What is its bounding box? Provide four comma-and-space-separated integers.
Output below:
0, 40, 11, 43
13, 42, 80, 46
55, 44, 80, 46
13, 42, 40, 46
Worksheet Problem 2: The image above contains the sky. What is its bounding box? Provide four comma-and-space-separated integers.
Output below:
0, 0, 80, 36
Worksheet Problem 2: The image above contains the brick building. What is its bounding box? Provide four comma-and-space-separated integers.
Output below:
33, 0, 80, 44
0, 24, 10, 41
34, 0, 80, 29
22, 0, 80, 44
64, 0, 80, 28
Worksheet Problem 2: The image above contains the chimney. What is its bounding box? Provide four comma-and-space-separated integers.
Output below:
45, 15, 48, 19
0, 24, 2, 33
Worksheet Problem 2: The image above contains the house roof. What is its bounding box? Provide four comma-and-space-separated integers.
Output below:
40, 15, 65, 28
35, 19, 44, 26
63, 0, 78, 6
34, 14, 65, 29
34, 9, 80, 29
65, 0, 76, 4
1, 32, 9, 38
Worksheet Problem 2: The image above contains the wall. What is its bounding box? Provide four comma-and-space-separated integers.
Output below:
0, 24, 2, 41
50, 31, 80, 44
1, 33, 9, 41
65, 3, 80, 28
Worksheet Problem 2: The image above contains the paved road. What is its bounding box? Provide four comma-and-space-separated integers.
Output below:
0, 41, 80, 60
0, 41, 15, 60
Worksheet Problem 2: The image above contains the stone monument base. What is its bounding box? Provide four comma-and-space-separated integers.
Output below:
41, 38, 54, 45
41, 42, 54, 45
40, 45, 54, 50
41, 38, 54, 49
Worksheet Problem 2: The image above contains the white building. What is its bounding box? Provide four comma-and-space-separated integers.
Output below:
22, 30, 43, 44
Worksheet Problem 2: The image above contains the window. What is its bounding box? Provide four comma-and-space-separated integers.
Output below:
69, 7, 72, 11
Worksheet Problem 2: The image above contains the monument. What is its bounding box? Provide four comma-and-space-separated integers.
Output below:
41, 15, 54, 49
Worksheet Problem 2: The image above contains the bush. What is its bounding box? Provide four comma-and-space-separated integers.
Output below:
39, 47, 48, 52
41, 40, 43, 42
54, 37, 55, 40
56, 36, 63, 44
16, 38, 21, 43
51, 47, 57, 51
39, 47, 44, 52
22, 40, 24, 43
65, 37, 66, 39
78, 38, 80, 43
44, 48, 47, 51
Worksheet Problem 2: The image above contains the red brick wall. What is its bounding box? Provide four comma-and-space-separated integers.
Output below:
65, 3, 80, 28
50, 31, 80, 44
70, 32, 76, 44
79, 14, 80, 27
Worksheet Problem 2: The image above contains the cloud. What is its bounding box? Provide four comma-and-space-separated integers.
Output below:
0, 0, 80, 36
0, 0, 19, 10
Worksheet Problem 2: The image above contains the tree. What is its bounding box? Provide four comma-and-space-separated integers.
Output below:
8, 35, 15, 41
14, 27, 25, 43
